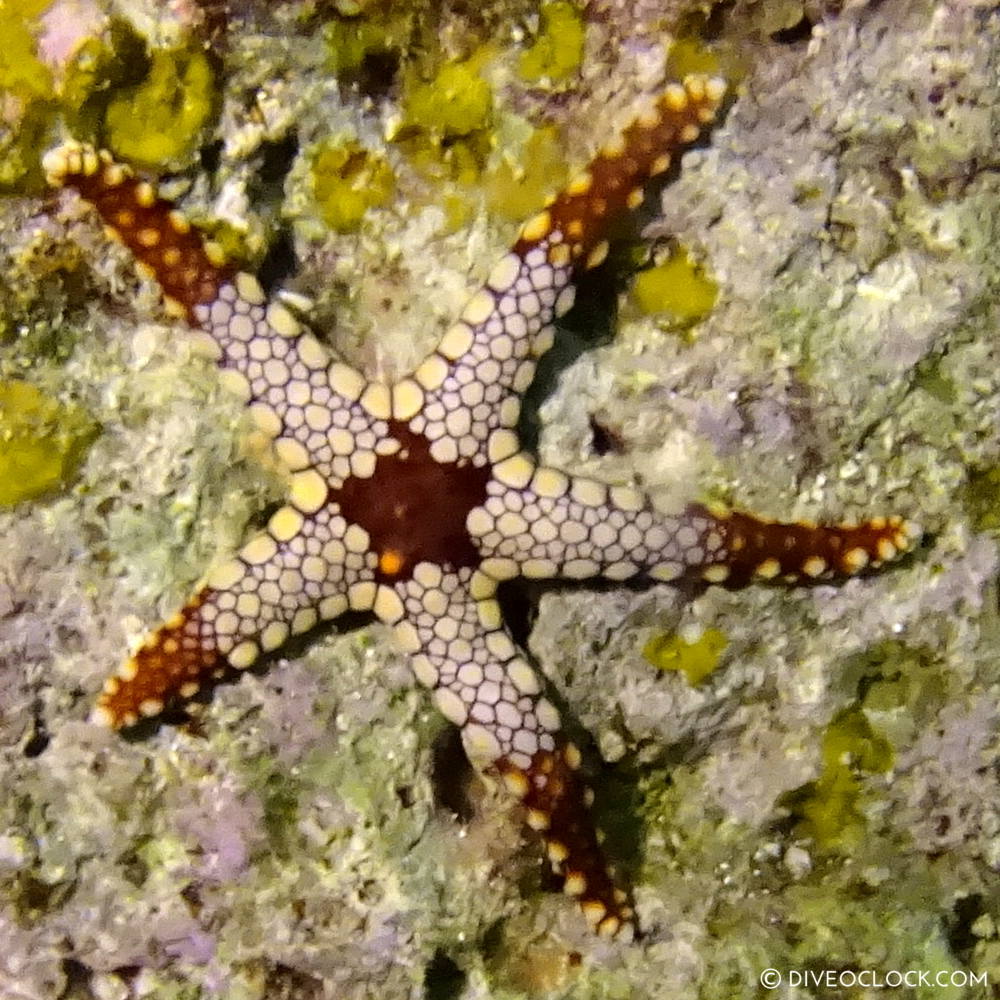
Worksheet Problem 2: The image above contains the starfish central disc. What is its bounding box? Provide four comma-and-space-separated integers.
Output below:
335, 422, 491, 582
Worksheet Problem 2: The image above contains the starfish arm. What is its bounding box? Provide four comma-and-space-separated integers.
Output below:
398, 74, 727, 467
92, 503, 371, 729
471, 462, 921, 586
43, 142, 385, 483
379, 566, 633, 936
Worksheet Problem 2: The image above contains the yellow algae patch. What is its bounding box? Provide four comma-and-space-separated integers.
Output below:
104, 46, 215, 168
519, 1, 586, 83
665, 38, 721, 80
632, 249, 718, 322
483, 125, 567, 222
643, 627, 728, 686
402, 51, 493, 140
394, 48, 497, 216
0, 380, 97, 506
0, 0, 52, 102
0, 0, 55, 189
323, 5, 412, 77
311, 139, 395, 232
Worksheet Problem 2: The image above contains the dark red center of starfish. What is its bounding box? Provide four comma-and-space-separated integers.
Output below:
333, 422, 492, 583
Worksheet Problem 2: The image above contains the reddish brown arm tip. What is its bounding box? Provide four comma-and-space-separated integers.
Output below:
698, 507, 921, 587
44, 141, 233, 324
90, 590, 224, 729
512, 74, 727, 272
499, 743, 635, 938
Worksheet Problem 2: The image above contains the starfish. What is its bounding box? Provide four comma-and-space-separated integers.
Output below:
44, 73, 918, 938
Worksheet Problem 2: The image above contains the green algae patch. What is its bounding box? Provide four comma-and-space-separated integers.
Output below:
518, 1, 585, 84
782, 640, 945, 851
407, 130, 491, 193
643, 627, 728, 686
60, 27, 137, 137
60, 34, 105, 112
56, 18, 154, 141
640, 763, 744, 870
632, 249, 718, 322
483, 124, 567, 222
964, 466, 1000, 534
838, 639, 948, 749
746, 0, 809, 38
0, 99, 53, 191
782, 706, 893, 852
913, 353, 958, 405
323, 5, 412, 78
666, 38, 721, 80
778, 884, 964, 997
402, 51, 493, 141
0, 380, 97, 506
311, 139, 395, 232
484, 921, 583, 995
856, 643, 946, 751
104, 46, 215, 169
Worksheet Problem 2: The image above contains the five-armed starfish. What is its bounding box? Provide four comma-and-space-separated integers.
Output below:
45, 73, 918, 938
